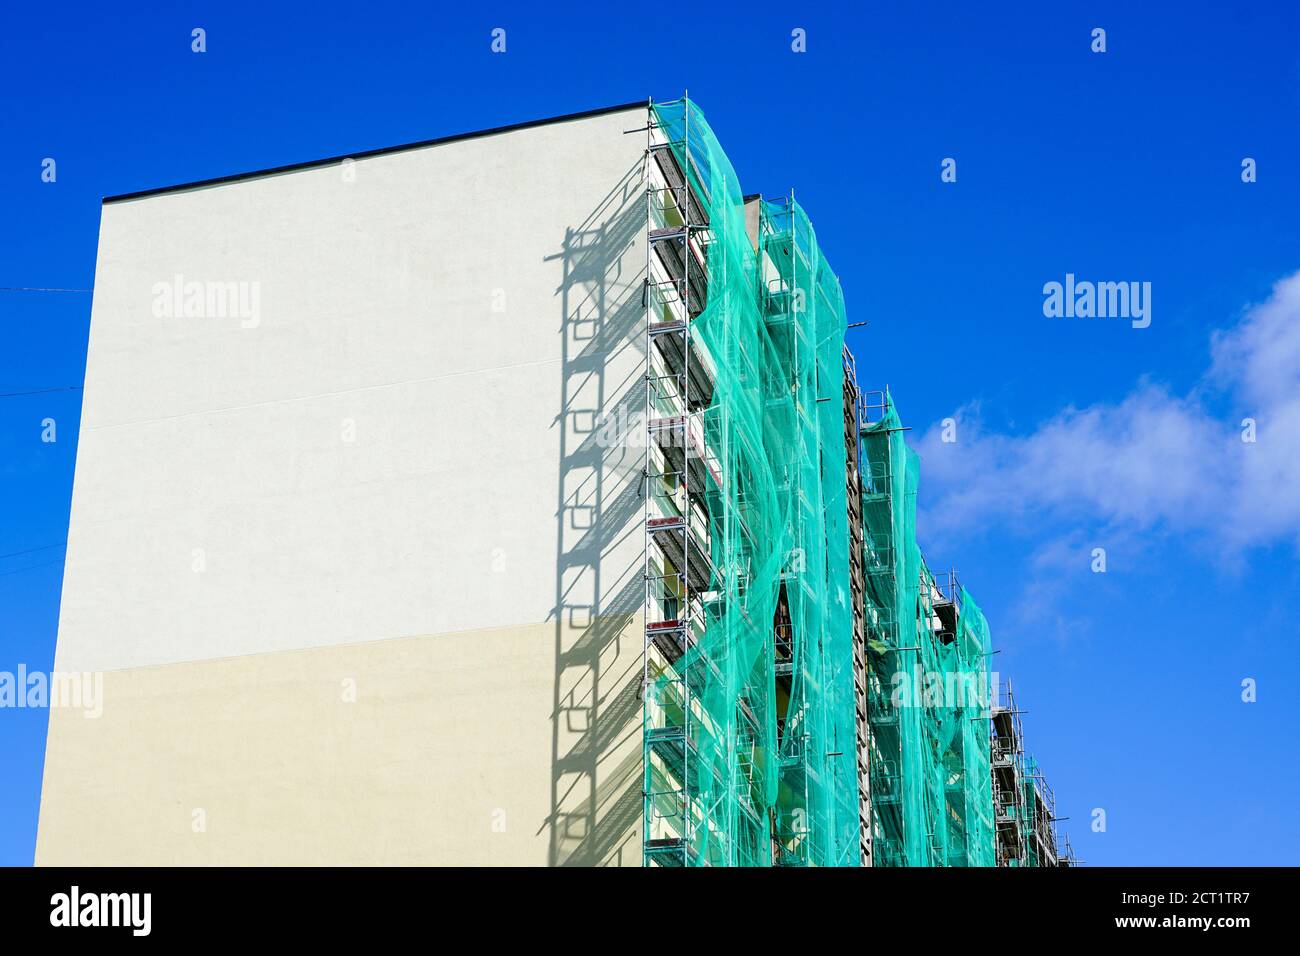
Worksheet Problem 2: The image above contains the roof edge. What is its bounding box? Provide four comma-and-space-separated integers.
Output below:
104, 100, 647, 204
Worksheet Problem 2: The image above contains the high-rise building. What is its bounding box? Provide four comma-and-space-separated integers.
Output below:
37, 97, 1069, 867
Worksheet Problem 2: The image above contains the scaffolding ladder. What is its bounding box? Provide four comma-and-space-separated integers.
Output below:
642, 97, 709, 868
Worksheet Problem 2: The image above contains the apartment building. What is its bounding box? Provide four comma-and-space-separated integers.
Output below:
37, 96, 1069, 867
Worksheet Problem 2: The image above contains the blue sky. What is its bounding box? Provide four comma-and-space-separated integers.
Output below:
2, 1, 1298, 864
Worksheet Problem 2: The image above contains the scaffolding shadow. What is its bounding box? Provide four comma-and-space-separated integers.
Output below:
543, 156, 647, 866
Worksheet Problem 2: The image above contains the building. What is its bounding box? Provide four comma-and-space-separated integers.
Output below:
640, 100, 861, 866
859, 394, 996, 866
858, 396, 1073, 867
992, 682, 1072, 866
37, 96, 1069, 867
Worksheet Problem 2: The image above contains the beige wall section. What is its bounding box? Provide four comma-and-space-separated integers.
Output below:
36, 618, 642, 866
41, 105, 650, 864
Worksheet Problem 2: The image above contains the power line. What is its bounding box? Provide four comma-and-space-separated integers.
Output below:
0, 386, 82, 398
0, 542, 67, 561
0, 557, 65, 579
0, 287, 91, 293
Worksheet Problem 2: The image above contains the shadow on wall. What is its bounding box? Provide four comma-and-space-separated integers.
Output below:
542, 157, 646, 866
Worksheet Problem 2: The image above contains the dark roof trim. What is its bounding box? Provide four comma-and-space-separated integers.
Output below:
104, 100, 647, 204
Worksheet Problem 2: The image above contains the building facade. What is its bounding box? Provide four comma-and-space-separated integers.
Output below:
38, 97, 1069, 867
39, 103, 650, 865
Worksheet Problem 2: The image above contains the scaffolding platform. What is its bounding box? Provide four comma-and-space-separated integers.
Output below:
648, 515, 714, 592
651, 142, 710, 229
643, 838, 688, 866
650, 415, 721, 498
931, 570, 961, 644
645, 619, 726, 695
650, 227, 708, 318
649, 320, 716, 409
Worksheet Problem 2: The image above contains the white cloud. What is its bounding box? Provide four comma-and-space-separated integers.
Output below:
915, 271, 1300, 555
1211, 272, 1300, 407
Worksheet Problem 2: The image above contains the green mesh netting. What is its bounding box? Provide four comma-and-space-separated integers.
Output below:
953, 588, 996, 866
860, 394, 996, 866
642, 98, 860, 867
1017, 755, 1055, 867
641, 98, 1017, 868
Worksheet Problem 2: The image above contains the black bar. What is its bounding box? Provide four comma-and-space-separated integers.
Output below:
0, 866, 1284, 940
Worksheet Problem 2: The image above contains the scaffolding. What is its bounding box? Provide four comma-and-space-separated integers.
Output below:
842, 348, 873, 865
1058, 832, 1079, 867
760, 194, 860, 866
639, 96, 1068, 868
859, 391, 995, 866
1023, 756, 1063, 867
992, 681, 1028, 866
991, 681, 1065, 866
641, 97, 859, 866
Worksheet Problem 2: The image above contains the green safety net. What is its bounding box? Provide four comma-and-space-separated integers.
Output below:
1018, 754, 1049, 867
953, 588, 996, 866
642, 98, 1015, 868
642, 98, 860, 866
860, 395, 996, 866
